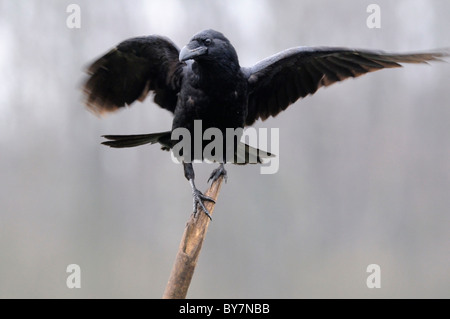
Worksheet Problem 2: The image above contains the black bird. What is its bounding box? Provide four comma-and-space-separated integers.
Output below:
83, 29, 447, 218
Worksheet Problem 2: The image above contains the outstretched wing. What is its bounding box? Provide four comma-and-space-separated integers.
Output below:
243, 47, 448, 125
83, 36, 184, 115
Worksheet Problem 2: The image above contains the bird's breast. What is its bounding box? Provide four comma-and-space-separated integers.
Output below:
173, 85, 246, 132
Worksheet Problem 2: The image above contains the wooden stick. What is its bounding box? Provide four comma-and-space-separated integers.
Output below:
162, 175, 225, 299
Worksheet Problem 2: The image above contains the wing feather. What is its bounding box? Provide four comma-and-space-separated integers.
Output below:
244, 47, 448, 125
83, 36, 184, 115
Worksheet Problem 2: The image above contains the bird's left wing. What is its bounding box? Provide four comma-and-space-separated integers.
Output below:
243, 47, 448, 125
83, 36, 184, 115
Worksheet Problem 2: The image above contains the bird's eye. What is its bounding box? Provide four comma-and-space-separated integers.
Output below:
204, 38, 212, 46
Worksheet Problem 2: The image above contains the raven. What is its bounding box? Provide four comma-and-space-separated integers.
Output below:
83, 29, 447, 218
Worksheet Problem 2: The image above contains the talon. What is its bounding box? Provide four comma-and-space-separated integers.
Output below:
185, 163, 216, 220
192, 189, 215, 219
208, 163, 228, 184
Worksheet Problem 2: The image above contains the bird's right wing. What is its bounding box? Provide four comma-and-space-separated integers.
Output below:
83, 36, 184, 115
243, 47, 448, 125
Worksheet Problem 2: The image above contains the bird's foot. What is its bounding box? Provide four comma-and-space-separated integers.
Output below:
208, 164, 228, 184
192, 188, 215, 220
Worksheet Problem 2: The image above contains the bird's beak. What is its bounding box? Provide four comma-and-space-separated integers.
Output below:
179, 44, 208, 62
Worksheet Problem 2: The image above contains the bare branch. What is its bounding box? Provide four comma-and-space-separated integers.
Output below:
162, 175, 225, 299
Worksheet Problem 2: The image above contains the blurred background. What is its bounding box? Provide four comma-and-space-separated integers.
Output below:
0, 0, 449, 298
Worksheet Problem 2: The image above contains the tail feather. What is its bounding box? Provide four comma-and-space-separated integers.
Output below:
102, 131, 172, 149
101, 131, 276, 164
234, 141, 274, 164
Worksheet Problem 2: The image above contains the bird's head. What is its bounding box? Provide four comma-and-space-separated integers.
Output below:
179, 29, 239, 67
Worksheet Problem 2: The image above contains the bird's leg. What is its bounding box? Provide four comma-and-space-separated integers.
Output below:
183, 162, 215, 219
208, 163, 228, 184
